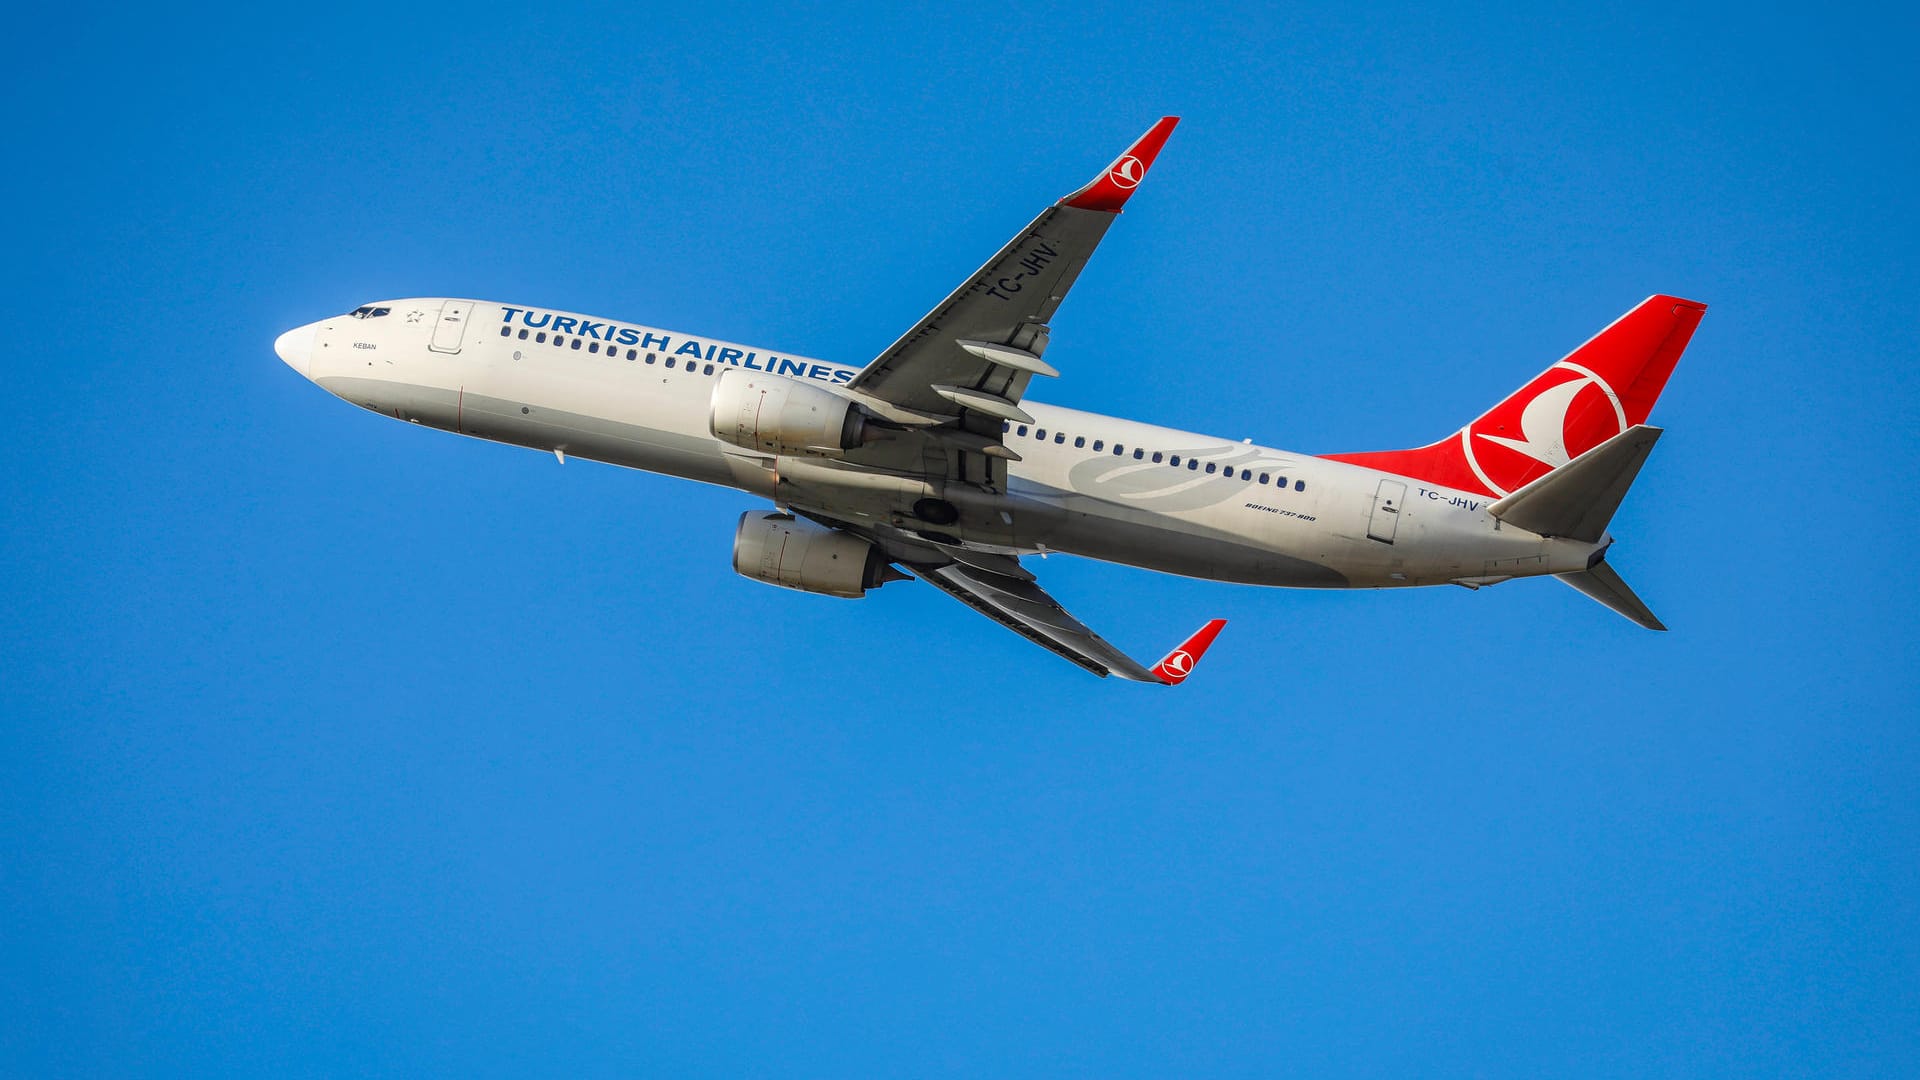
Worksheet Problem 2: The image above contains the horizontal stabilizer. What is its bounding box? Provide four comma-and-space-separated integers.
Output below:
1556, 559, 1666, 631
1490, 425, 1662, 542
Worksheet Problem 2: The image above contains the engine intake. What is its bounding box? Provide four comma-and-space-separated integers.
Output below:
710, 368, 868, 455
732, 511, 899, 598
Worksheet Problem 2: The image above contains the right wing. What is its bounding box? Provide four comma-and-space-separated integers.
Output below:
846, 115, 1180, 421
839, 118, 1181, 491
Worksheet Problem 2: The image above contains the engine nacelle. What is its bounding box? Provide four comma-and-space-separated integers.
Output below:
709, 368, 868, 456
731, 511, 897, 598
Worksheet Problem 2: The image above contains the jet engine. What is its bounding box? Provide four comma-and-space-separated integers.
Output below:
710, 369, 870, 456
731, 511, 902, 598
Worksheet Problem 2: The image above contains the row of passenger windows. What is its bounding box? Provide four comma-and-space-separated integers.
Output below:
1003, 422, 1308, 491
491, 321, 1290, 479
499, 325, 718, 374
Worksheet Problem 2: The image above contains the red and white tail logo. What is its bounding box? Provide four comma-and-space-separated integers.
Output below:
1322, 295, 1706, 497
1460, 362, 1629, 496
1151, 619, 1227, 685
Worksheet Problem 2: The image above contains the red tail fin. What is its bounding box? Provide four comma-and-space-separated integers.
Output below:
1324, 296, 1707, 497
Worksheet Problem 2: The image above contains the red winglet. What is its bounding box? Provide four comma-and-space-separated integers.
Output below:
1150, 618, 1227, 685
1059, 116, 1180, 212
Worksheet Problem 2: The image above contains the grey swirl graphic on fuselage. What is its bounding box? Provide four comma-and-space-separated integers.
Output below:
1065, 446, 1298, 512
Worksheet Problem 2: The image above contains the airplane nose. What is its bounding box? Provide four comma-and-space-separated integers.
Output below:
275, 323, 316, 376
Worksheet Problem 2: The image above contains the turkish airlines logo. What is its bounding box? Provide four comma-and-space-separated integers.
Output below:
1107, 155, 1146, 189
1155, 649, 1196, 683
1460, 362, 1626, 496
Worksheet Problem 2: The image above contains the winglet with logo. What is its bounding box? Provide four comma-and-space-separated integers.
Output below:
1059, 116, 1181, 213
1150, 618, 1227, 685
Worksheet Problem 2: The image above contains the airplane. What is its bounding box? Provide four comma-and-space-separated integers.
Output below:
274, 117, 1705, 684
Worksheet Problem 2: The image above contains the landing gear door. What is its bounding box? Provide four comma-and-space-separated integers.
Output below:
1367, 479, 1406, 544
429, 300, 472, 354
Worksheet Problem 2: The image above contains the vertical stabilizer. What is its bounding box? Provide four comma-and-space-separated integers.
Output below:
1324, 296, 1705, 498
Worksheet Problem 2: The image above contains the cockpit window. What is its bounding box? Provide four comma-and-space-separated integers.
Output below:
347, 306, 392, 319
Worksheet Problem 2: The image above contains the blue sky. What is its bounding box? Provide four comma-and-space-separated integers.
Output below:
3, 3, 1916, 1075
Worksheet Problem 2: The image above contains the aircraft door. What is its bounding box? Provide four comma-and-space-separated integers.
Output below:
429, 300, 473, 354
1367, 479, 1405, 544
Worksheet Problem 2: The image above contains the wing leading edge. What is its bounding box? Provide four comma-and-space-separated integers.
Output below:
916, 561, 1225, 684
846, 117, 1180, 430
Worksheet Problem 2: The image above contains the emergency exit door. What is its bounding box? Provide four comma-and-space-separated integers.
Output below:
1367, 479, 1406, 544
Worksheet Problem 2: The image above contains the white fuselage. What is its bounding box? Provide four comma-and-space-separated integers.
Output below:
278, 299, 1602, 590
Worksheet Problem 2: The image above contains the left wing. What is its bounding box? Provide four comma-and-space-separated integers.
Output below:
918, 561, 1226, 683
846, 117, 1180, 434
828, 517, 1224, 683
918, 561, 1163, 681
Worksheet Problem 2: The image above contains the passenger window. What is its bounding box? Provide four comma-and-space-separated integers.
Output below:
1188, 460, 1200, 471
1036, 429, 1046, 440
571, 339, 582, 350
1002, 421, 1011, 433
589, 341, 600, 353
1259, 472, 1270, 484
1054, 432, 1065, 444
666, 357, 676, 368
704, 364, 714, 375
518, 329, 529, 340
1276, 477, 1287, 488
500, 326, 511, 337
1170, 455, 1181, 466
1133, 448, 1144, 460
1017, 425, 1028, 437
627, 349, 636, 360
1152, 452, 1164, 463
552, 335, 564, 347
536, 332, 547, 344
1074, 436, 1085, 448
646, 353, 657, 364
1093, 440, 1105, 451
1296, 480, 1306, 491
1205, 463, 1217, 474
